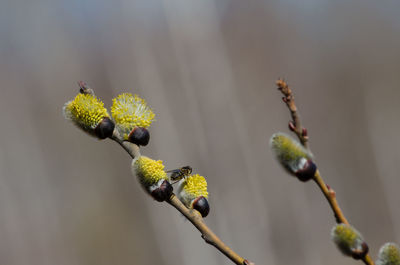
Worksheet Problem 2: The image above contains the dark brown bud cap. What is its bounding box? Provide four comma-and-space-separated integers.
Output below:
151, 180, 173, 202
94, 117, 115, 139
295, 160, 317, 182
352, 242, 369, 260
128, 127, 150, 146
192, 196, 210, 217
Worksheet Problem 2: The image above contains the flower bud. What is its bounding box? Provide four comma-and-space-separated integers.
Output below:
176, 174, 210, 217
63, 93, 114, 139
128, 127, 150, 146
270, 132, 316, 181
94, 117, 115, 139
131, 156, 172, 202
331, 224, 368, 259
377, 243, 400, 265
111, 93, 155, 145
192, 196, 210, 218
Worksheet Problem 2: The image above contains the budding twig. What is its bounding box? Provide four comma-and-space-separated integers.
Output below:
276, 79, 375, 265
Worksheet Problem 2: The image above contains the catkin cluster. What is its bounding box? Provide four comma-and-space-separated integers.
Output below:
64, 84, 210, 217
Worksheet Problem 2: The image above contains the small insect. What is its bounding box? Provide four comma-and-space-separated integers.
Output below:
167, 166, 192, 183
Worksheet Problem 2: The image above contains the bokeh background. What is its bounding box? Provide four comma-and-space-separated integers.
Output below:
1, 0, 400, 265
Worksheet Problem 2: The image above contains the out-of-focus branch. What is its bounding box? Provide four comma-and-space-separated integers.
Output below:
276, 79, 375, 265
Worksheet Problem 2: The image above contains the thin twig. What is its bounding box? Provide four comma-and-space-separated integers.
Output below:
276, 79, 309, 149
110, 130, 140, 159
167, 195, 249, 265
313, 171, 349, 225
313, 171, 374, 265
277, 79, 375, 265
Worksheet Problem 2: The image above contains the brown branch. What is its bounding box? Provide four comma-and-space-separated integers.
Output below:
110, 130, 140, 159
313, 171, 374, 265
313, 170, 349, 225
167, 195, 250, 265
276, 79, 309, 149
276, 79, 375, 265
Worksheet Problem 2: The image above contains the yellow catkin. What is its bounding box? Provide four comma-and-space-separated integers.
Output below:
182, 174, 208, 199
64, 94, 109, 130
111, 93, 155, 139
132, 156, 168, 187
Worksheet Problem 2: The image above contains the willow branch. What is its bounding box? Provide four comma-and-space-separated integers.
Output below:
277, 79, 375, 265
109, 122, 252, 265
72, 81, 253, 265
167, 195, 251, 265
79, 84, 251, 265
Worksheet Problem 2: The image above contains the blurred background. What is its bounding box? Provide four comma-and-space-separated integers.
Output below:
1, 0, 400, 264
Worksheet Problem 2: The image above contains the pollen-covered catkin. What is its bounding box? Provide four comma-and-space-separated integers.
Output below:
63, 93, 114, 139
131, 156, 172, 202
111, 93, 155, 140
176, 174, 210, 217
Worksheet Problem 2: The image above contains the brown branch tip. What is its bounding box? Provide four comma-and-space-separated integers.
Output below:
276, 78, 309, 148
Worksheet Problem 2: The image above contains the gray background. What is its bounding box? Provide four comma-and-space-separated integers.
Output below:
0, 0, 399, 265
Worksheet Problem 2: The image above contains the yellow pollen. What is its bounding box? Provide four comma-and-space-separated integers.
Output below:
134, 156, 168, 186
64, 94, 109, 129
111, 93, 155, 140
182, 174, 208, 198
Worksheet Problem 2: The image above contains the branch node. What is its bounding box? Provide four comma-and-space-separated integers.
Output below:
201, 234, 213, 245
288, 121, 296, 131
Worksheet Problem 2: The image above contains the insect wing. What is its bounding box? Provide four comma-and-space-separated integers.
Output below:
167, 169, 183, 181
